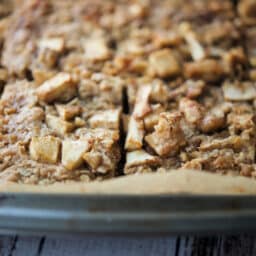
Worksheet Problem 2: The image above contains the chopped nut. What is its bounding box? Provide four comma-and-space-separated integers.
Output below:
38, 37, 65, 52
184, 59, 225, 82
29, 136, 60, 164
125, 117, 144, 151
179, 98, 204, 125
133, 85, 152, 119
179, 22, 206, 61
200, 112, 226, 133
149, 49, 181, 78
46, 114, 74, 136
145, 112, 186, 156
125, 150, 160, 168
62, 139, 90, 171
56, 104, 81, 120
37, 73, 77, 103
223, 81, 256, 101
89, 109, 121, 129
84, 38, 111, 61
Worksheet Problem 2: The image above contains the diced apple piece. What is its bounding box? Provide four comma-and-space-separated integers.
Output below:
83, 151, 102, 170
38, 37, 65, 52
29, 136, 60, 164
185, 80, 205, 98
184, 59, 225, 82
125, 150, 160, 168
179, 98, 204, 124
223, 81, 256, 101
74, 117, 86, 127
84, 38, 111, 61
56, 104, 81, 120
129, 3, 147, 18
0, 68, 8, 81
89, 109, 121, 129
144, 104, 165, 131
200, 112, 225, 133
32, 68, 56, 85
179, 22, 206, 61
145, 112, 186, 156
125, 117, 144, 151
133, 85, 152, 119
62, 139, 90, 171
37, 72, 76, 103
46, 114, 74, 136
149, 49, 181, 78
150, 82, 168, 103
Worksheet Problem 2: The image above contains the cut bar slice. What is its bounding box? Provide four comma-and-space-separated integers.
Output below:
0, 76, 123, 184
2, 0, 256, 187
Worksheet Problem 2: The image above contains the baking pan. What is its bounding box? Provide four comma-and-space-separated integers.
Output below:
0, 193, 256, 235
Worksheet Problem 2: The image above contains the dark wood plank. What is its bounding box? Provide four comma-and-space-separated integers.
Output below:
176, 235, 256, 256
1, 235, 256, 256
0, 235, 16, 256
219, 235, 256, 256
40, 236, 177, 256
177, 236, 222, 256
10, 236, 43, 256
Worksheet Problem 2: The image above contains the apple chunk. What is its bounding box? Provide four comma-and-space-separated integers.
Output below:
62, 139, 90, 171
30, 136, 61, 164
37, 72, 76, 103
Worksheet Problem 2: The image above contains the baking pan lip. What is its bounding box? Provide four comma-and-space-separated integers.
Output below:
0, 193, 256, 234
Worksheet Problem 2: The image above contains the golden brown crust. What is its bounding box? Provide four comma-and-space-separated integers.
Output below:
1, 169, 256, 195
1, 0, 256, 193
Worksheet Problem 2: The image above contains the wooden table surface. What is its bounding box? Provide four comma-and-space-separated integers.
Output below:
0, 235, 255, 256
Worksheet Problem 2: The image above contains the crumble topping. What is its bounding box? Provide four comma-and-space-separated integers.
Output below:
0, 0, 256, 184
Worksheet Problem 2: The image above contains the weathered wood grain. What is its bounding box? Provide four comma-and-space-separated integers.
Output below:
11, 236, 43, 256
177, 236, 221, 256
0, 235, 16, 256
219, 235, 256, 256
1, 235, 256, 256
40, 236, 177, 256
